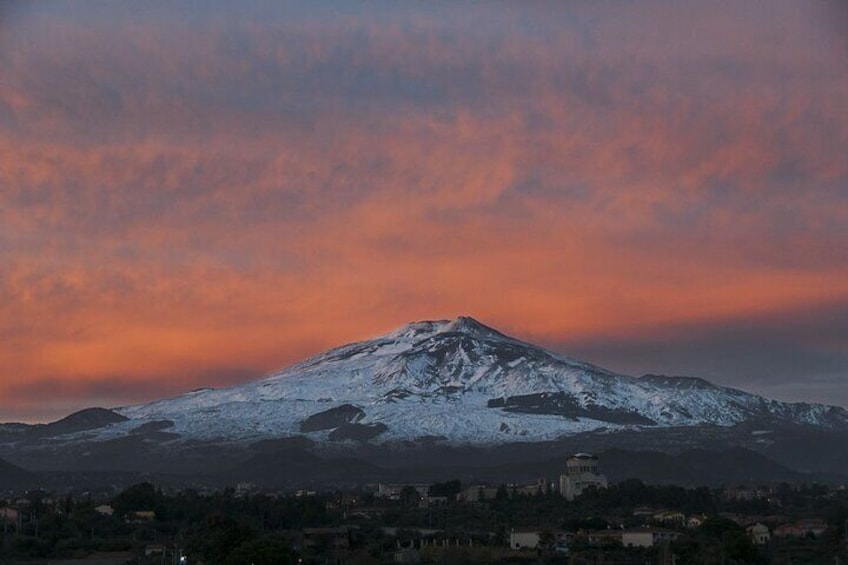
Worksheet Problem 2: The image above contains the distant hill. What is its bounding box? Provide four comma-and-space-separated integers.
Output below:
41, 407, 128, 436
600, 447, 804, 485
0, 408, 127, 442
0, 457, 35, 488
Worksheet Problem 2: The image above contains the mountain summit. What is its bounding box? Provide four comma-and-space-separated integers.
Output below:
106, 316, 848, 445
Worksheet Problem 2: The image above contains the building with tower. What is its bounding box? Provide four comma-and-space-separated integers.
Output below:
559, 453, 608, 500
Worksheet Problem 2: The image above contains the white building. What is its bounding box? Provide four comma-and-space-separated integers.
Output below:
94, 505, 114, 516
509, 529, 540, 549
559, 453, 608, 501
509, 529, 569, 551
456, 485, 499, 502
621, 528, 681, 548
747, 523, 770, 545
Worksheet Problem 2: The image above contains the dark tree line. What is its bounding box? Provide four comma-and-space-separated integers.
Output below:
1, 479, 847, 563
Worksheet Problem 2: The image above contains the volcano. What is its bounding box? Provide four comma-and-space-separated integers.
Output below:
98, 316, 848, 445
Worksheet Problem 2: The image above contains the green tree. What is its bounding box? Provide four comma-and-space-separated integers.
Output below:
400, 486, 421, 509
185, 514, 255, 565
224, 535, 296, 565
112, 482, 158, 517
721, 529, 764, 564
538, 528, 555, 550
429, 480, 461, 499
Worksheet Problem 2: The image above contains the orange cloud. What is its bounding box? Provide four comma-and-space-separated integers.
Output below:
0, 1, 846, 421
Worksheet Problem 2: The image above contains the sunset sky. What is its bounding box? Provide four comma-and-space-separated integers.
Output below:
1, 1, 846, 423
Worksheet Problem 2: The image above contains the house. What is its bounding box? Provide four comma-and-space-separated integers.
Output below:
349, 506, 384, 520
559, 453, 608, 501
621, 528, 681, 548
509, 529, 540, 549
774, 524, 804, 538
633, 506, 656, 518
418, 495, 448, 508
94, 505, 114, 516
0, 507, 19, 522
652, 510, 685, 524
456, 485, 499, 502
798, 519, 828, 537
144, 544, 166, 556
747, 523, 770, 545
129, 510, 155, 521
774, 519, 827, 538
686, 514, 708, 528
583, 530, 623, 546
724, 488, 767, 501
774, 523, 804, 537
509, 529, 569, 550
509, 479, 548, 497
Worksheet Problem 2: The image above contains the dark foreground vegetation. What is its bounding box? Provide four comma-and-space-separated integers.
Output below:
1, 480, 847, 564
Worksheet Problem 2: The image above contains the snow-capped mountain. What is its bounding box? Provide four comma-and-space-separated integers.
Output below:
92, 316, 848, 446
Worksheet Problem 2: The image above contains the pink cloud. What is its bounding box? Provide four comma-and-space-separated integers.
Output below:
0, 0, 846, 419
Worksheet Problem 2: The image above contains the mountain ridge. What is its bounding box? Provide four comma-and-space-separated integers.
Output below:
102, 316, 848, 445
4, 317, 848, 450
2, 317, 847, 487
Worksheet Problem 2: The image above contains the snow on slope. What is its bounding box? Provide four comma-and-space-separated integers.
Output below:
113, 317, 848, 445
